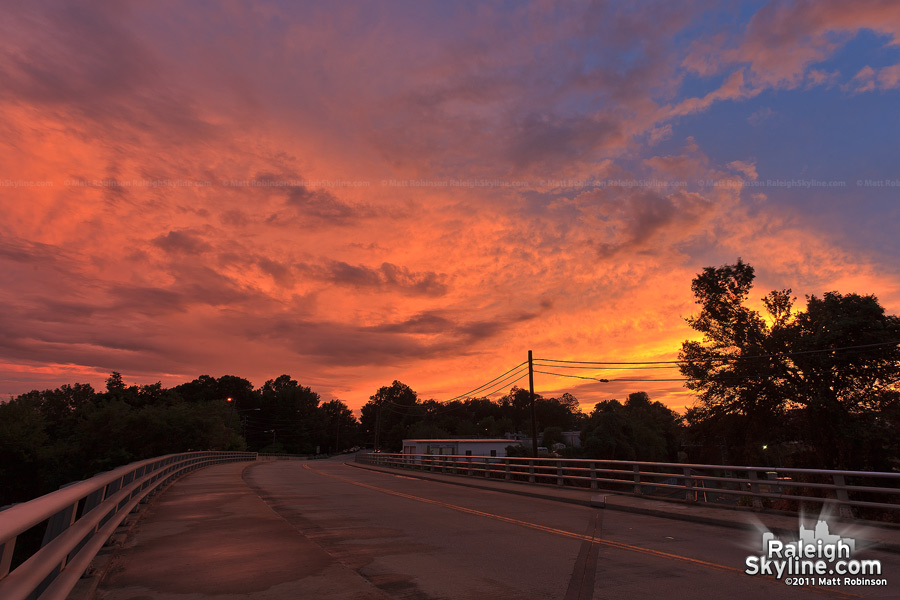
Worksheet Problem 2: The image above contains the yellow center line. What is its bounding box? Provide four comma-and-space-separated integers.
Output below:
302, 463, 861, 599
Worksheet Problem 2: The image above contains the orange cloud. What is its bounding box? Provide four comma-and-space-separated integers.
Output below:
2, 1, 899, 420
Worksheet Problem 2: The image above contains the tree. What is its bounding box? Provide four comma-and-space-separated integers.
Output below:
253, 375, 321, 453
320, 399, 360, 453
0, 394, 50, 504
175, 374, 255, 405
581, 392, 682, 461
360, 381, 420, 451
679, 260, 900, 468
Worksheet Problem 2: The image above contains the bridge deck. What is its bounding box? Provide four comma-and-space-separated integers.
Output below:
95, 458, 900, 599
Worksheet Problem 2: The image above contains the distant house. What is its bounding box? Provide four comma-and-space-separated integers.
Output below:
401, 438, 521, 458
561, 431, 581, 448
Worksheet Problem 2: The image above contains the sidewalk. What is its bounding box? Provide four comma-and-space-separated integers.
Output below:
348, 460, 900, 554
95, 461, 393, 600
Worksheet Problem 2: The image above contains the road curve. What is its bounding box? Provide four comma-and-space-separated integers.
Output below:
97, 457, 899, 599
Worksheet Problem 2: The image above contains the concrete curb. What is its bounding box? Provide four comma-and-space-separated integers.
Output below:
70, 479, 175, 600
74, 462, 257, 600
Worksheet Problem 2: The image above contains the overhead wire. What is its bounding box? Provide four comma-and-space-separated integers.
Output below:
534, 369, 690, 383
535, 339, 900, 367
441, 360, 528, 403
238, 339, 900, 426
368, 363, 532, 419
473, 366, 530, 398
533, 370, 608, 383
533, 362, 682, 370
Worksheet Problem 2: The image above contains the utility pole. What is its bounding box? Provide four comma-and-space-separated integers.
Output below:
374, 406, 381, 451
528, 350, 538, 457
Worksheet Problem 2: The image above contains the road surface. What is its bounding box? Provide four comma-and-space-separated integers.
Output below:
97, 458, 900, 599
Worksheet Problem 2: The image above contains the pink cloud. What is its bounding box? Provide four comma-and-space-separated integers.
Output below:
846, 62, 900, 92
681, 1, 900, 100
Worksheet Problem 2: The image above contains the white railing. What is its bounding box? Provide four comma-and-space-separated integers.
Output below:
356, 452, 900, 519
0, 451, 256, 600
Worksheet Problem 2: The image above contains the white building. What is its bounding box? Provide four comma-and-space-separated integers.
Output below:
401, 438, 521, 457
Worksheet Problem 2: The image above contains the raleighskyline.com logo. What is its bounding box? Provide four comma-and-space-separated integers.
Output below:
745, 520, 886, 587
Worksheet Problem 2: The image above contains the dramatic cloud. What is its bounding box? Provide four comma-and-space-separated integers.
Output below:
1, 1, 899, 415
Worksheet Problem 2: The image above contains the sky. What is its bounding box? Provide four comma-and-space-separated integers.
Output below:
2, 0, 900, 415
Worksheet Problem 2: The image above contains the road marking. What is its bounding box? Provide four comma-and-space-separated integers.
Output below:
303, 464, 861, 599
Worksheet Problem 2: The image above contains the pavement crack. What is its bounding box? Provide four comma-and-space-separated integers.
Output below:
563, 512, 602, 600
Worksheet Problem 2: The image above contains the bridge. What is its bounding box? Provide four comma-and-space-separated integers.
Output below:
2, 453, 899, 599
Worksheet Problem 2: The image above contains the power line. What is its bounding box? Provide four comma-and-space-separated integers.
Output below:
431, 365, 530, 407
442, 360, 528, 403
533, 361, 681, 371
534, 370, 773, 385
475, 368, 530, 398
608, 378, 692, 382
367, 366, 531, 419
536, 340, 900, 367
534, 370, 609, 383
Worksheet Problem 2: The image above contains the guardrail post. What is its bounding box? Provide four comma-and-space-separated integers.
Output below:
590, 462, 598, 490
1, 538, 14, 580
557, 461, 563, 486
682, 467, 695, 501
748, 470, 764, 509
32, 499, 80, 595
485, 459, 491, 478
467, 457, 472, 476
505, 460, 511, 481
42, 502, 78, 551
528, 460, 535, 484
633, 465, 642, 495
832, 474, 854, 519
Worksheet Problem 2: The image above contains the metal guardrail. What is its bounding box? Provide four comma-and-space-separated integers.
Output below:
356, 452, 900, 518
0, 450, 256, 600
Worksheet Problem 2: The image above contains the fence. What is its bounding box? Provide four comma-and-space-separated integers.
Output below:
356, 452, 900, 519
0, 451, 256, 600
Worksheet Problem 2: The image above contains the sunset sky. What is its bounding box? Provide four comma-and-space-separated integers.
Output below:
2, 1, 900, 414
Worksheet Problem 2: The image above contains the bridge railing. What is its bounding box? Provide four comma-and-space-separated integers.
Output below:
0, 450, 256, 600
356, 452, 900, 519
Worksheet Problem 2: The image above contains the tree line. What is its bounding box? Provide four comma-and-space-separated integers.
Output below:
0, 372, 681, 506
357, 380, 682, 463
0, 372, 361, 506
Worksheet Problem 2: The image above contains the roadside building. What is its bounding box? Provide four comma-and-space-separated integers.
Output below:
400, 438, 521, 457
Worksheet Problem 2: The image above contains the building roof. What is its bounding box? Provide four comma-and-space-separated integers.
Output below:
401, 438, 520, 444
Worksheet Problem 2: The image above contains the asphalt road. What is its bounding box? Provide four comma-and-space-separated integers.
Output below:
247, 459, 899, 599
98, 458, 900, 600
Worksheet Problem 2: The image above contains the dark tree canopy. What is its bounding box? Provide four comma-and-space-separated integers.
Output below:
581, 392, 682, 462
679, 259, 900, 469
0, 372, 364, 506
358, 382, 586, 453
